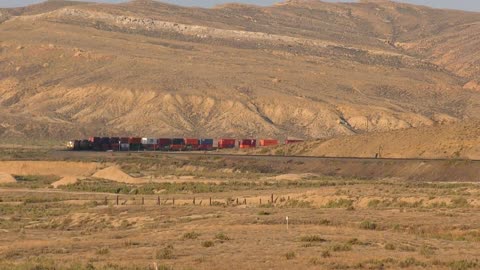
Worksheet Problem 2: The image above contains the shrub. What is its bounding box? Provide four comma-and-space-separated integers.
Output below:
329, 243, 352, 252
258, 210, 271, 215
300, 235, 327, 242
156, 245, 175, 260
202, 241, 214, 248
183, 231, 200, 240
285, 251, 296, 260
385, 243, 396, 250
96, 247, 110, 255
215, 232, 231, 241
324, 199, 354, 208
321, 250, 331, 258
399, 257, 426, 268
359, 220, 378, 230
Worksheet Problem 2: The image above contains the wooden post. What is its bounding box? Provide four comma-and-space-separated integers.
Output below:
157, 196, 160, 205
173, 198, 175, 205
193, 197, 196, 205
142, 197, 144, 205
260, 198, 262, 205
271, 194, 274, 204
116, 195, 119, 205
104, 196, 108, 205
209, 197, 212, 206
236, 198, 239, 205
244, 198, 247, 205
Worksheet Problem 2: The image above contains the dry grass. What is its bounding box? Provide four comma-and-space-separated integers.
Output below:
0, 155, 479, 269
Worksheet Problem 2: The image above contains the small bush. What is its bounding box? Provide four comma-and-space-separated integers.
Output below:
321, 250, 331, 258
359, 220, 378, 230
324, 199, 354, 208
449, 259, 479, 270
183, 231, 200, 240
450, 197, 470, 208
385, 243, 396, 250
419, 245, 436, 257
257, 210, 271, 215
399, 257, 426, 268
215, 232, 231, 241
300, 235, 327, 242
285, 251, 296, 260
95, 247, 110, 255
156, 245, 175, 260
329, 243, 352, 252
202, 241, 214, 248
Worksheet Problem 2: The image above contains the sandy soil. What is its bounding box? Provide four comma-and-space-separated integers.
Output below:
0, 173, 16, 183
0, 161, 100, 177
51, 176, 79, 188
92, 166, 146, 184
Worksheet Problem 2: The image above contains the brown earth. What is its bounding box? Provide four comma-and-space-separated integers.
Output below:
251, 121, 480, 160
0, 0, 480, 141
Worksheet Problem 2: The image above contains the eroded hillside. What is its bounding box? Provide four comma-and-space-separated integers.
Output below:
1, 0, 480, 140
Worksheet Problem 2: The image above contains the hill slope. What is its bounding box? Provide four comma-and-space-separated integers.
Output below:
0, 0, 480, 139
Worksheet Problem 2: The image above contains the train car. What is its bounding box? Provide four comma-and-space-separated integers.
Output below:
100, 137, 111, 151
170, 138, 185, 151
239, 139, 256, 149
67, 140, 80, 150
142, 138, 158, 151
88, 137, 101, 151
129, 137, 142, 151
198, 138, 214, 151
79, 140, 91, 150
119, 137, 130, 151
218, 139, 236, 149
259, 139, 279, 147
110, 137, 120, 151
185, 138, 200, 151
157, 138, 172, 151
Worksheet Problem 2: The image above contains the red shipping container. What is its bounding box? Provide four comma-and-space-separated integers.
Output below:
259, 139, 279, 147
239, 139, 256, 149
218, 139, 236, 149
185, 138, 199, 145
128, 137, 142, 144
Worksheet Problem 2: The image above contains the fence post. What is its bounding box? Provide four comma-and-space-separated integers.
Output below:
259, 198, 262, 205
157, 196, 160, 205
236, 198, 239, 205
193, 197, 196, 205
173, 198, 175, 205
271, 194, 274, 204
209, 197, 212, 206
104, 196, 108, 205
116, 195, 119, 206
142, 197, 144, 205
244, 198, 247, 205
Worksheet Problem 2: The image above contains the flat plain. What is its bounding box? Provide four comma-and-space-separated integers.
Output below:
0, 148, 479, 270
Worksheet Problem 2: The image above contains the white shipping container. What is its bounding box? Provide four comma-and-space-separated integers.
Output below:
120, 143, 130, 151
212, 139, 219, 148
141, 138, 157, 145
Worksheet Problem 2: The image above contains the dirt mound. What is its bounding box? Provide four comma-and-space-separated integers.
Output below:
0, 173, 16, 184
92, 166, 145, 184
0, 161, 100, 177
51, 176, 78, 188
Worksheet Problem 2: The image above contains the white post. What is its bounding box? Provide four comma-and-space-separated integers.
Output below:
286, 216, 289, 231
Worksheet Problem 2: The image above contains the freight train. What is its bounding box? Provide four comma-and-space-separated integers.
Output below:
66, 137, 304, 151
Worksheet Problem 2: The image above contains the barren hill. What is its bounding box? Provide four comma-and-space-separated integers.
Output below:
254, 121, 480, 160
1, 0, 480, 140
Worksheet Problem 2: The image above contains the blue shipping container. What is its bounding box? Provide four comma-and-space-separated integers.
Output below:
200, 139, 214, 145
